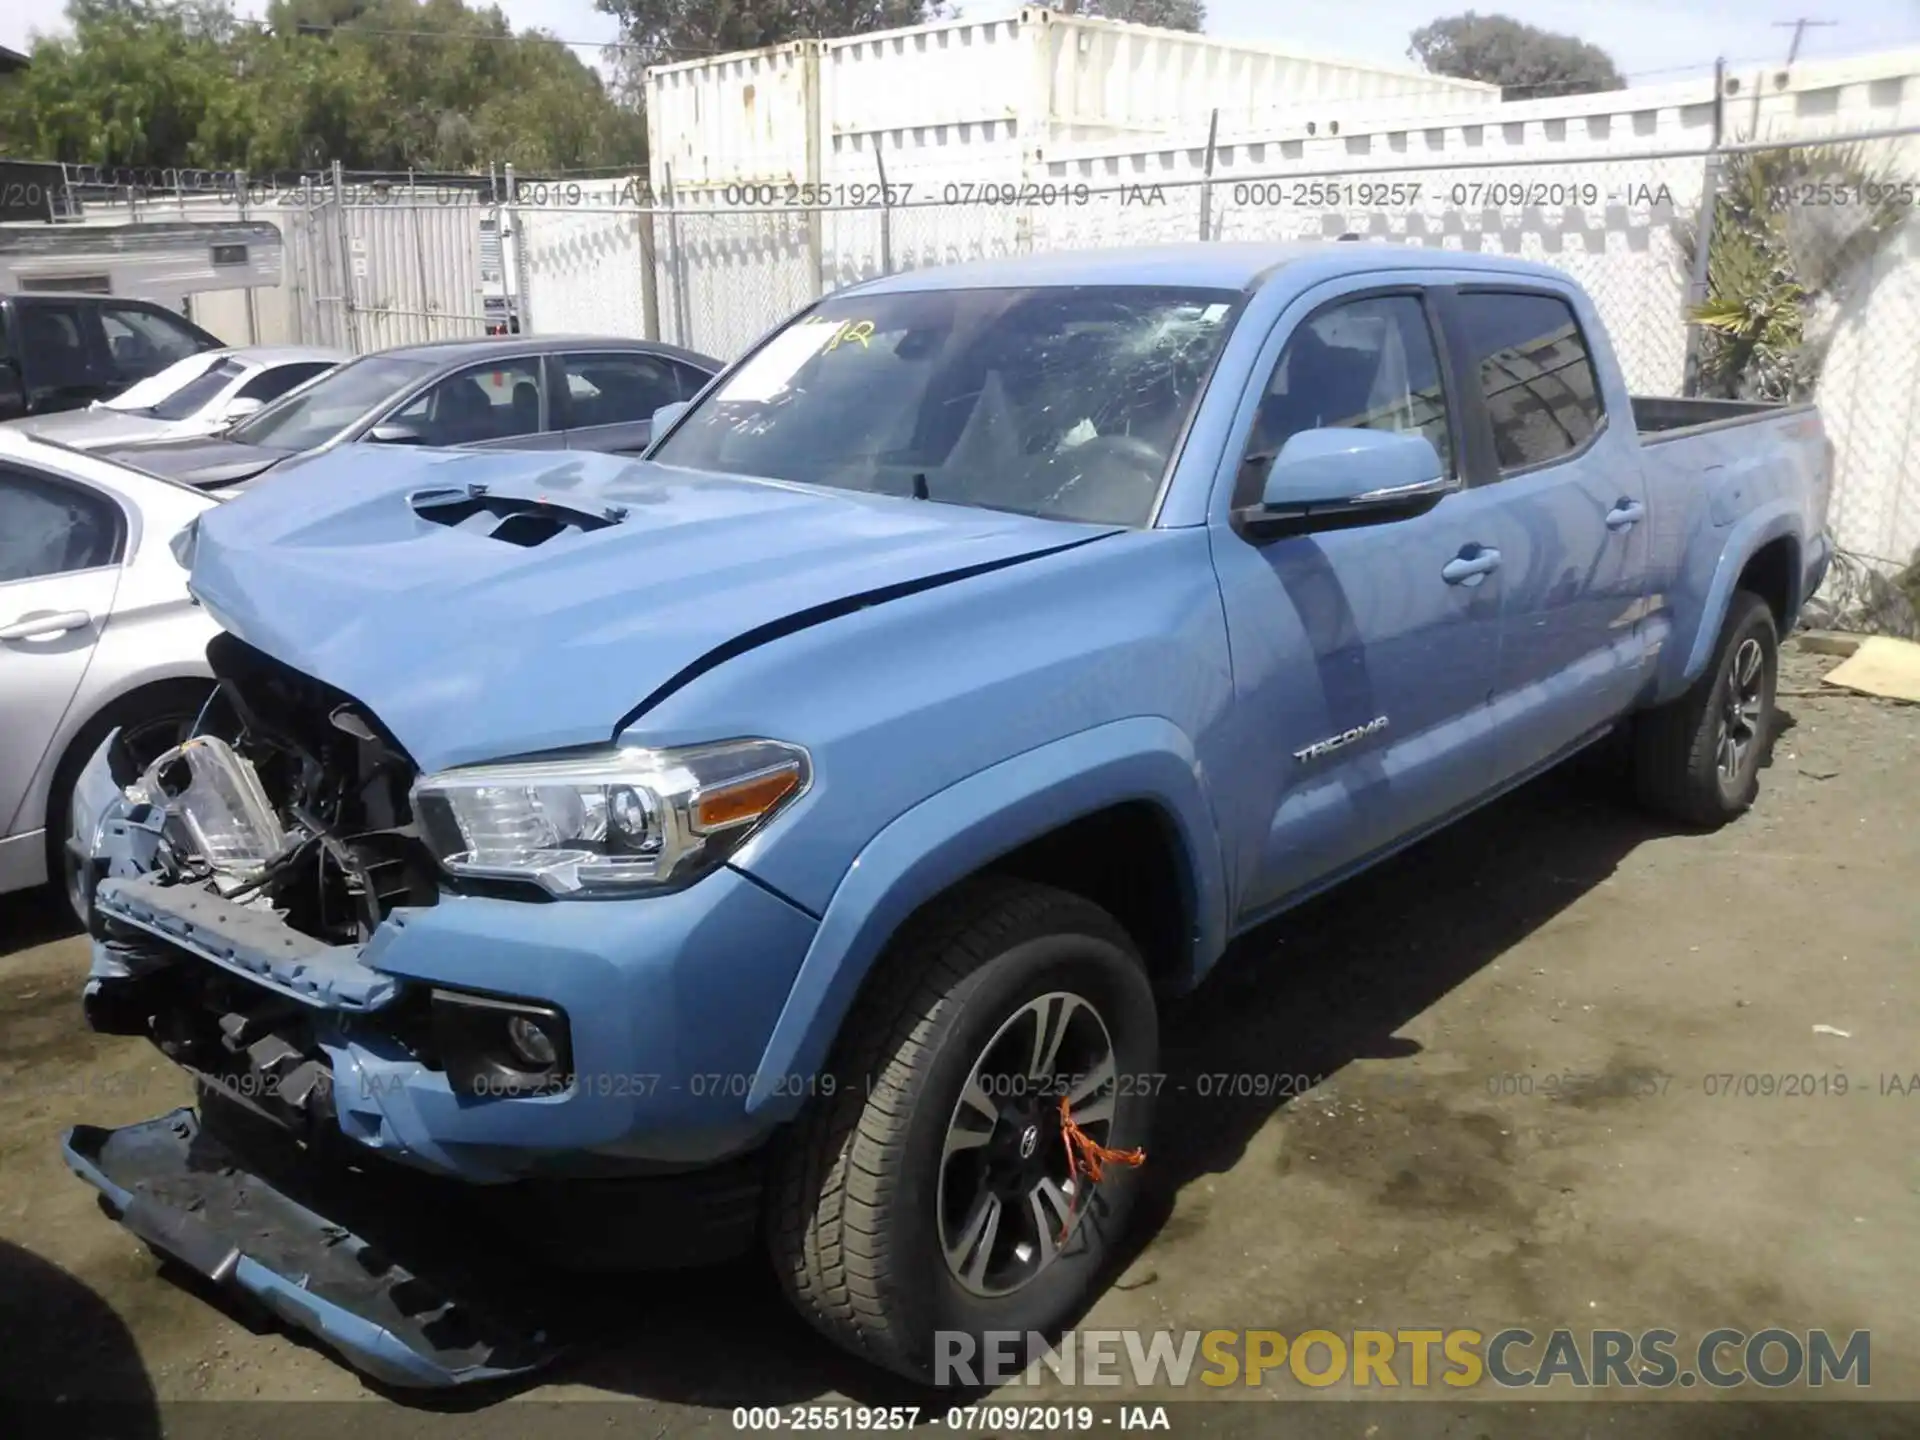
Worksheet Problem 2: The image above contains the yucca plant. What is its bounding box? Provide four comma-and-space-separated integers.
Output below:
1687, 142, 1911, 401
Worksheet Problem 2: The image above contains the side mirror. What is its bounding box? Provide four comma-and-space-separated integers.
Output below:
1237, 428, 1453, 535
367, 421, 427, 446
220, 396, 265, 424
650, 400, 689, 437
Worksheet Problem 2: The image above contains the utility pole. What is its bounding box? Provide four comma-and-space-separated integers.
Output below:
1773, 18, 1836, 65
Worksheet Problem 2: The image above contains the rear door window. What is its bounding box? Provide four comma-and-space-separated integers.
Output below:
558, 352, 688, 429
1453, 291, 1604, 473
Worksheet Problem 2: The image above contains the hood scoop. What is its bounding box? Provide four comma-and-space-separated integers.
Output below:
410, 483, 626, 548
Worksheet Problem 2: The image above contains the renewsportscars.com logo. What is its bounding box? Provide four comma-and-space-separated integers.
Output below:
934, 1327, 1871, 1390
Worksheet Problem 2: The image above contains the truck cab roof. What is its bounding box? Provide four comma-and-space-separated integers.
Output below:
847, 240, 1577, 296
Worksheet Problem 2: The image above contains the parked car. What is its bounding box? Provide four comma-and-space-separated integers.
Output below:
0, 429, 218, 920
0, 291, 224, 421
10, 345, 344, 451
91, 335, 722, 489
63, 243, 1831, 1389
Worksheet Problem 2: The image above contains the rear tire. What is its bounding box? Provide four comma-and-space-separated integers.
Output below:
1632, 590, 1777, 827
768, 876, 1158, 1384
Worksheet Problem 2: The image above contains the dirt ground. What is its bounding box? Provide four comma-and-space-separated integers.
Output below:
2, 645, 1916, 1438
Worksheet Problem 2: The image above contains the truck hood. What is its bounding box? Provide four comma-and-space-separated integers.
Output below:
186, 446, 1117, 772
96, 434, 293, 487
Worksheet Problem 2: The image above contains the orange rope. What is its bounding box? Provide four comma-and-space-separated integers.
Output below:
1055, 1093, 1145, 1240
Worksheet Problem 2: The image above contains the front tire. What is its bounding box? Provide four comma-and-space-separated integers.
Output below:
768, 877, 1158, 1384
1632, 590, 1778, 826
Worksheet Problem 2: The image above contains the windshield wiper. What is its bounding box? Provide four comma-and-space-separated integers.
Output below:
911, 472, 930, 501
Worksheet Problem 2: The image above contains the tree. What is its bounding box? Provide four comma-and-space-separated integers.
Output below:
0, 1, 242, 169
0, 0, 646, 173
1052, 0, 1207, 32
253, 0, 647, 171
1688, 143, 1912, 401
1408, 11, 1622, 101
594, 0, 945, 75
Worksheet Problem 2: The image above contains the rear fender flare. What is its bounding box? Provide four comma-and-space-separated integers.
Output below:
742, 716, 1227, 1119
1662, 503, 1801, 702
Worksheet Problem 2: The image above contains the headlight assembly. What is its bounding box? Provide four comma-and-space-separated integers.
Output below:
410, 739, 809, 897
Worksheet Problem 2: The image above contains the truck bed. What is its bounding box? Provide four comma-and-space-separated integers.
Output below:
1632, 394, 1815, 442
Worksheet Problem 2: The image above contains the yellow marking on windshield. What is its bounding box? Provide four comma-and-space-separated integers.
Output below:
824, 320, 875, 352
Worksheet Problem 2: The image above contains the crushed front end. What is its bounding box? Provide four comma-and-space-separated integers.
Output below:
80, 637, 450, 1128
63, 634, 819, 1386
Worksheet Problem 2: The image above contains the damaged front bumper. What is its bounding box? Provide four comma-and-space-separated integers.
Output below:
64, 726, 823, 1386
75, 735, 822, 1181
62, 1108, 557, 1388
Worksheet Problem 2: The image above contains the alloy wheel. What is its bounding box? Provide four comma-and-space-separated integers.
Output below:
936, 990, 1119, 1299
1714, 636, 1767, 786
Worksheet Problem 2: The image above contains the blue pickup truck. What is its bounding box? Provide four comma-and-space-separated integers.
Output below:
64, 243, 1831, 1388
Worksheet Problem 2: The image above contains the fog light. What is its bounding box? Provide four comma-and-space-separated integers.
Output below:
428, 988, 572, 1097
505, 1013, 558, 1068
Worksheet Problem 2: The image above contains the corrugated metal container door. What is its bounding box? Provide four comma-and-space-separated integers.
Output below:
822, 18, 1032, 132
646, 10, 1501, 193
1042, 11, 1496, 140
341, 200, 490, 350
647, 41, 818, 195
821, 18, 1039, 186
824, 117, 1030, 189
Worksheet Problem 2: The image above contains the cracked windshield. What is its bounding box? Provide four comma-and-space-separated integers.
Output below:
650, 285, 1241, 526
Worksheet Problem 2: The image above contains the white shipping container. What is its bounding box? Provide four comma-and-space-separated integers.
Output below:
1038, 9, 1494, 139
820, 17, 1036, 189
648, 40, 819, 193
648, 6, 1497, 196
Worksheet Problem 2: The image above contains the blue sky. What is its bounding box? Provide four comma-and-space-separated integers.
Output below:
4, 0, 1916, 83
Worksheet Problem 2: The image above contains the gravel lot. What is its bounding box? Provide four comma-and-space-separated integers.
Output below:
2, 645, 1915, 1437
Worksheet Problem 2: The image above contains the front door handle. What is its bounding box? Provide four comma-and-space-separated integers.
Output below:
1441, 547, 1502, 587
1606, 499, 1647, 531
0, 609, 93, 641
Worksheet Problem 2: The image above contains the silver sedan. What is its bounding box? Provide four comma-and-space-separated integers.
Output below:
0, 430, 220, 919
10, 345, 344, 452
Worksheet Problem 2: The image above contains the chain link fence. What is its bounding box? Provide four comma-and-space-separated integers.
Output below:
267, 166, 507, 351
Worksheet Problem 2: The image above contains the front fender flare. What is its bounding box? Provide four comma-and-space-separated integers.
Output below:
742, 716, 1227, 1119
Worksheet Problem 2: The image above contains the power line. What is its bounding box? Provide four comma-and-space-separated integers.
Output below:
1773, 18, 1838, 66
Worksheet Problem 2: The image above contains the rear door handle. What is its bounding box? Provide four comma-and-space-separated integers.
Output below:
1441, 547, 1502, 586
1606, 499, 1647, 531
0, 609, 93, 641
